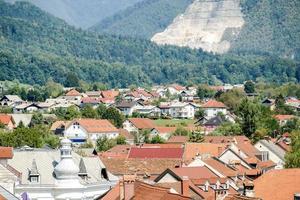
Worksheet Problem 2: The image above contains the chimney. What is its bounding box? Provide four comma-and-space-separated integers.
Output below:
181, 176, 190, 197
204, 180, 210, 192
121, 175, 136, 200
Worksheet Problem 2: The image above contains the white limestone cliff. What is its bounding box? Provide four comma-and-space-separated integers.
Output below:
151, 0, 245, 54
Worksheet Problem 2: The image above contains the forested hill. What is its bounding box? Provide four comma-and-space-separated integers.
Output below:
0, 1, 299, 88
90, 0, 192, 39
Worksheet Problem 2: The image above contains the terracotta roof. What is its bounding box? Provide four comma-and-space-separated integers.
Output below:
170, 166, 219, 180
81, 97, 102, 104
100, 145, 131, 159
204, 136, 235, 143
128, 147, 183, 159
100, 157, 182, 177
201, 100, 227, 108
128, 118, 156, 129
141, 144, 183, 148
133, 180, 190, 200
152, 127, 177, 134
256, 160, 276, 169
101, 90, 119, 99
65, 89, 81, 96
69, 119, 118, 133
167, 136, 189, 144
0, 147, 13, 159
50, 120, 71, 131
101, 181, 119, 200
203, 157, 239, 177
224, 194, 261, 200
254, 169, 300, 200
0, 114, 13, 125
0, 195, 6, 200
170, 84, 185, 91
183, 143, 227, 161
274, 114, 296, 121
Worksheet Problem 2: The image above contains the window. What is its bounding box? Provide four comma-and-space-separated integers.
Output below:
30, 176, 39, 183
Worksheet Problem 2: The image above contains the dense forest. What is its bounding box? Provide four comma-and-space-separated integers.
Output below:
0, 1, 299, 88
90, 0, 192, 38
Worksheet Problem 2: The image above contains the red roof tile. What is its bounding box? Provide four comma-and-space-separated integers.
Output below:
201, 100, 227, 108
101, 90, 119, 99
170, 166, 218, 180
167, 136, 189, 144
69, 119, 118, 133
128, 118, 156, 129
152, 127, 177, 134
128, 147, 183, 159
274, 114, 296, 121
254, 169, 300, 200
183, 143, 227, 161
0, 146, 13, 159
0, 114, 13, 125
65, 89, 81, 96
81, 97, 102, 104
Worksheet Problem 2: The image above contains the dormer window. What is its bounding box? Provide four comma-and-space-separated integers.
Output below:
29, 159, 39, 183
30, 175, 39, 183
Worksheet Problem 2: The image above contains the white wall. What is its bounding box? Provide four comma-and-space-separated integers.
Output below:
254, 142, 284, 165
204, 108, 227, 118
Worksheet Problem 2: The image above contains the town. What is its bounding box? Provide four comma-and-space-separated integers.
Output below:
0, 80, 299, 200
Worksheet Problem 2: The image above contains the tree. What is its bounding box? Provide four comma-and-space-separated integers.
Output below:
237, 99, 259, 138
96, 104, 107, 118
188, 131, 204, 143
102, 107, 125, 128
30, 113, 44, 127
65, 72, 80, 87
81, 104, 98, 118
194, 108, 205, 119
150, 135, 165, 144
64, 106, 81, 120
45, 78, 63, 98
213, 122, 242, 136
116, 135, 127, 144
285, 131, 300, 168
197, 85, 215, 100
173, 126, 190, 136
244, 81, 255, 94
96, 136, 116, 152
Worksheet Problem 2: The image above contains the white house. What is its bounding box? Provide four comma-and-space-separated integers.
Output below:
134, 105, 161, 117
5, 139, 118, 200
13, 103, 41, 114
64, 119, 119, 144
201, 100, 227, 119
254, 140, 285, 168
115, 101, 143, 116
0, 95, 23, 107
167, 84, 185, 95
123, 118, 155, 133
168, 102, 195, 119
150, 127, 176, 140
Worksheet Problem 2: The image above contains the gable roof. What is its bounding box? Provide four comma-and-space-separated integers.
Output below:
0, 147, 13, 159
203, 157, 238, 177
254, 169, 300, 200
203, 115, 225, 126
152, 127, 177, 134
257, 140, 286, 160
201, 100, 227, 108
1, 95, 22, 102
128, 147, 183, 159
127, 118, 156, 129
167, 136, 189, 144
0, 114, 14, 125
183, 143, 227, 161
65, 89, 81, 96
274, 114, 296, 121
69, 119, 118, 133
101, 90, 119, 99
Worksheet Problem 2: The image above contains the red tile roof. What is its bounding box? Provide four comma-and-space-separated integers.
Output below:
274, 114, 296, 121
119, 129, 134, 140
201, 100, 227, 108
0, 146, 13, 159
152, 127, 177, 134
70, 119, 118, 133
81, 97, 102, 104
128, 118, 156, 129
167, 136, 189, 144
128, 147, 183, 159
0, 114, 13, 125
170, 166, 218, 180
203, 157, 239, 177
254, 169, 300, 200
101, 90, 119, 99
65, 89, 81, 96
183, 143, 227, 161
133, 181, 190, 200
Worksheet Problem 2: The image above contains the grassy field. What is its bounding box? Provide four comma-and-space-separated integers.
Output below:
153, 119, 196, 127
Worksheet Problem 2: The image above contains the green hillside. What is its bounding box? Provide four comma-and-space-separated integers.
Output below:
0, 0, 299, 88
230, 0, 300, 59
90, 0, 192, 38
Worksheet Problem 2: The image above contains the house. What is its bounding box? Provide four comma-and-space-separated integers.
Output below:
64, 119, 119, 144
273, 114, 296, 126
0, 146, 13, 165
134, 105, 161, 117
166, 135, 189, 144
150, 127, 176, 140
5, 139, 118, 199
201, 115, 227, 135
168, 102, 195, 119
118, 129, 134, 145
253, 169, 300, 200
254, 139, 286, 168
261, 98, 275, 110
0, 95, 23, 107
80, 97, 102, 108
85, 91, 102, 97
183, 143, 227, 161
201, 100, 227, 119
285, 97, 300, 111
180, 90, 194, 102
115, 101, 143, 116
13, 103, 41, 113
123, 118, 156, 133
50, 120, 71, 136
100, 175, 191, 200
0, 114, 15, 130
167, 84, 185, 95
